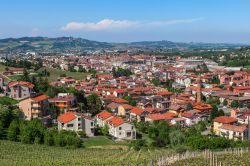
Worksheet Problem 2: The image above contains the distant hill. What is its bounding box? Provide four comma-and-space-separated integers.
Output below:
0, 37, 113, 53
0, 37, 248, 54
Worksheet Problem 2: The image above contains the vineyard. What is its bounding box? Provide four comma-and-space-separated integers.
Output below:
2, 140, 250, 165
0, 140, 170, 165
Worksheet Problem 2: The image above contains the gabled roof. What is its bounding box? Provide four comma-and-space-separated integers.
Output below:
58, 112, 77, 123
107, 116, 125, 127
96, 111, 113, 120
8, 81, 34, 88
130, 107, 144, 115
213, 116, 237, 124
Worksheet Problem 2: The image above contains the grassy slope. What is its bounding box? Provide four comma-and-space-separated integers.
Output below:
38, 67, 88, 82
0, 140, 170, 165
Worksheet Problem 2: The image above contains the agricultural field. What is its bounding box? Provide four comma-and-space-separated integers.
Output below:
38, 67, 88, 82
169, 151, 250, 166
0, 140, 170, 166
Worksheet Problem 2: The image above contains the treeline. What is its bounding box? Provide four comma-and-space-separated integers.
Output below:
132, 121, 247, 151
3, 59, 43, 70
0, 105, 83, 148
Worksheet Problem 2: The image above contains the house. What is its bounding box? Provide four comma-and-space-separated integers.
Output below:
219, 124, 247, 141
171, 117, 186, 127
96, 111, 113, 127
49, 94, 76, 113
213, 116, 237, 135
107, 116, 136, 140
145, 112, 177, 123
107, 102, 120, 113
129, 107, 145, 122
18, 94, 49, 120
193, 102, 212, 120
180, 111, 195, 126
58, 112, 95, 137
8, 81, 35, 100
118, 104, 133, 116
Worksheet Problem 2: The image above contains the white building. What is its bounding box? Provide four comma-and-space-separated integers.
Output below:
107, 116, 136, 140
58, 112, 95, 137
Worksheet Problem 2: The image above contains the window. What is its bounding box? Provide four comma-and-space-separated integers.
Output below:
67, 123, 74, 127
127, 132, 131, 137
91, 122, 94, 126
119, 132, 121, 135
119, 127, 122, 130
131, 126, 134, 130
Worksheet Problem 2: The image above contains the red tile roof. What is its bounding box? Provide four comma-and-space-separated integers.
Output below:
213, 116, 237, 124
107, 116, 125, 127
181, 112, 194, 118
146, 112, 176, 121
130, 107, 144, 115
112, 98, 128, 104
58, 112, 77, 123
96, 111, 113, 120
220, 124, 247, 133
8, 81, 34, 88
157, 91, 174, 96
31, 94, 49, 102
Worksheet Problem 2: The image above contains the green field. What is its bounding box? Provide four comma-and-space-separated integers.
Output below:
0, 64, 7, 72
0, 140, 170, 165
38, 67, 88, 82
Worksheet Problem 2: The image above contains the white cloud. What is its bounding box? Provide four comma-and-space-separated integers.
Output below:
61, 19, 138, 31
61, 18, 204, 31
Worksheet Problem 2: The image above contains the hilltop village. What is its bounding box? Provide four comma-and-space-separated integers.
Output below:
0, 53, 250, 149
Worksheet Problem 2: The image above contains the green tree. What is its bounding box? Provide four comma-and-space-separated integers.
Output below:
20, 119, 45, 144
7, 120, 20, 141
247, 103, 250, 109
0, 121, 5, 139
44, 129, 56, 146
123, 96, 136, 106
20, 69, 30, 82
223, 99, 228, 106
101, 124, 109, 136
210, 105, 219, 121
231, 100, 239, 108
86, 93, 102, 115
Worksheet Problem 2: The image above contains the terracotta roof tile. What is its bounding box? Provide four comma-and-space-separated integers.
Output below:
213, 116, 237, 124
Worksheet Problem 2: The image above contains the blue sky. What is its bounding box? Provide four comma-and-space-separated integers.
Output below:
0, 0, 250, 43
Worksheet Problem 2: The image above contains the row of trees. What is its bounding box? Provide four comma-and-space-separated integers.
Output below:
132, 120, 246, 151
3, 59, 43, 70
